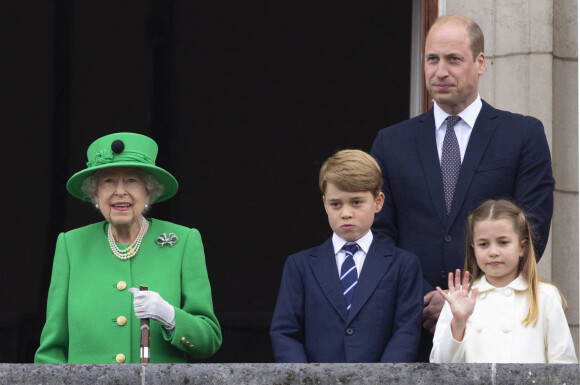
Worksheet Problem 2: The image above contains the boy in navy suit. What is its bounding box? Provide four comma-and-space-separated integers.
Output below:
270, 150, 423, 362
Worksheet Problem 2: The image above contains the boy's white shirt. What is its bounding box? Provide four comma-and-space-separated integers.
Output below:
332, 230, 373, 278
430, 274, 578, 363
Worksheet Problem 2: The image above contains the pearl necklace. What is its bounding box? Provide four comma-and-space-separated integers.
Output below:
108, 217, 149, 260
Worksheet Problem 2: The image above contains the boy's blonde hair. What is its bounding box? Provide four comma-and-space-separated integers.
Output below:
319, 149, 382, 197
465, 199, 567, 327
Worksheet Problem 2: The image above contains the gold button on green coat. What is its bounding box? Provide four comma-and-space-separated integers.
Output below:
34, 219, 222, 363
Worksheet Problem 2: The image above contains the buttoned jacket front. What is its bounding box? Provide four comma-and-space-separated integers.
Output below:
35, 218, 222, 363
270, 231, 423, 363
430, 275, 577, 363
370, 101, 554, 294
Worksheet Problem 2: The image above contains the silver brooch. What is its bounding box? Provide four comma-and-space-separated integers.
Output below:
156, 233, 178, 247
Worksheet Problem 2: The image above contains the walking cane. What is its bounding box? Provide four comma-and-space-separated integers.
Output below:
140, 285, 150, 363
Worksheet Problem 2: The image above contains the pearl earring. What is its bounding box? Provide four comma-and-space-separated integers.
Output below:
145, 204, 149, 208
95, 203, 99, 209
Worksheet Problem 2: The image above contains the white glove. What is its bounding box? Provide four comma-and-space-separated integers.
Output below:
129, 288, 176, 331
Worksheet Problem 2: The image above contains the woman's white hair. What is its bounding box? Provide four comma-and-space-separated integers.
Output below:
80, 168, 164, 213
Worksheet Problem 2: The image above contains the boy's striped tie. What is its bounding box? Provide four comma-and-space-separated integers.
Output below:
340, 243, 359, 311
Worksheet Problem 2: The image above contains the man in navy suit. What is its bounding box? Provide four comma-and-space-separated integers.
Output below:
370, 15, 554, 361
270, 150, 423, 362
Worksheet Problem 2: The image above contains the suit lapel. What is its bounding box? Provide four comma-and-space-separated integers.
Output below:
415, 110, 448, 227
446, 101, 500, 230
346, 235, 393, 324
308, 238, 349, 322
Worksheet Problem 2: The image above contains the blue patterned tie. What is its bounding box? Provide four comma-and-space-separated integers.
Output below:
441, 115, 462, 214
340, 243, 359, 311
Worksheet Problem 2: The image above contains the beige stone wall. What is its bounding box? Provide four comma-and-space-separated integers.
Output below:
552, 0, 579, 359
445, 0, 579, 359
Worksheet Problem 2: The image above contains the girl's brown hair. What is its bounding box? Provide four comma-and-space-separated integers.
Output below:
465, 199, 547, 327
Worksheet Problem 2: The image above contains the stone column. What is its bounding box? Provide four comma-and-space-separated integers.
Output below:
552, 0, 579, 358
444, 0, 579, 358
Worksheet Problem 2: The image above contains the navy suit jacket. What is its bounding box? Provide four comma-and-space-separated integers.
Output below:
370, 100, 554, 294
270, 231, 423, 363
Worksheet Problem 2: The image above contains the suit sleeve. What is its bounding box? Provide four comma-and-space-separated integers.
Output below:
164, 228, 222, 358
34, 233, 70, 363
269, 255, 308, 362
380, 251, 423, 362
513, 118, 554, 260
370, 129, 398, 242
371, 131, 433, 294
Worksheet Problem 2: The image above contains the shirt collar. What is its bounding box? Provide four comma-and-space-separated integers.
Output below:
332, 230, 373, 255
433, 95, 482, 130
472, 274, 528, 292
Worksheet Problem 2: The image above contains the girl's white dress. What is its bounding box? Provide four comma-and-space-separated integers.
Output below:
430, 274, 578, 363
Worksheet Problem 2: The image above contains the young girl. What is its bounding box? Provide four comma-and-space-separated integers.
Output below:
430, 199, 577, 363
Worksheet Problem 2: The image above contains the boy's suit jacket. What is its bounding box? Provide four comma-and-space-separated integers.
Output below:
270, 231, 423, 362
370, 100, 554, 294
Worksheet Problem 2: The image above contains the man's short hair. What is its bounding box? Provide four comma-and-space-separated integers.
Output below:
427, 14, 484, 62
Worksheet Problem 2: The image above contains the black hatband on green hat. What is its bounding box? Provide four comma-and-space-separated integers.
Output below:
66, 132, 178, 203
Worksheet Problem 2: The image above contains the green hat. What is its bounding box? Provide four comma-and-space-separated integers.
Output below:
66, 132, 178, 203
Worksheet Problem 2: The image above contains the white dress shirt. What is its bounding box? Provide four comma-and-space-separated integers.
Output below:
434, 95, 482, 163
430, 274, 578, 363
332, 230, 373, 278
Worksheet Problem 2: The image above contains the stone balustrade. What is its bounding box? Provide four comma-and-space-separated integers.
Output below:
0, 363, 578, 385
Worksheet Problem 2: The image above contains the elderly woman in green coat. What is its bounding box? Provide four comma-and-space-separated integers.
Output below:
35, 132, 222, 363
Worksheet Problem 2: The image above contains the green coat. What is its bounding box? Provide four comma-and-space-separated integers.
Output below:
35, 218, 222, 363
